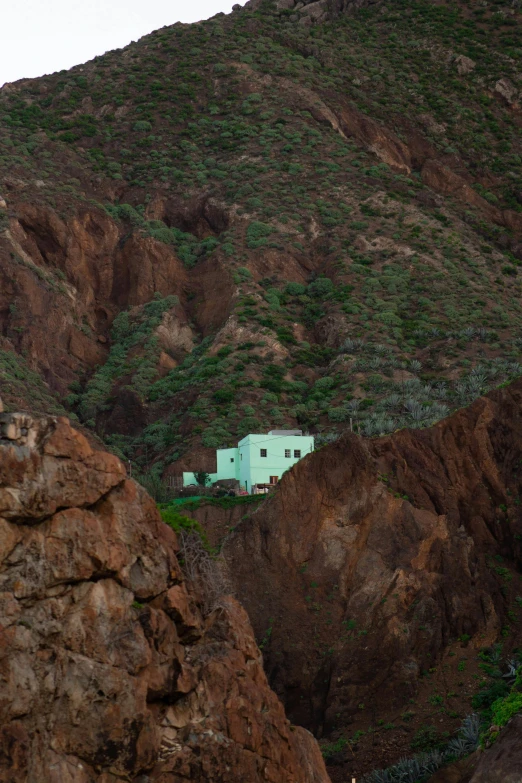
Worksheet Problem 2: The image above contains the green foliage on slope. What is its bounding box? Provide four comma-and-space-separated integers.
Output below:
0, 0, 521, 461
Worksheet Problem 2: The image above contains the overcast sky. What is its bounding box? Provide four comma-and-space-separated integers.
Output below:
0, 0, 247, 87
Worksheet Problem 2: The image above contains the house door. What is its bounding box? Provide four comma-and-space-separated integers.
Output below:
269, 476, 278, 484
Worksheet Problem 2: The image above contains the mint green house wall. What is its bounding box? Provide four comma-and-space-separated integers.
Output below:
238, 433, 314, 493
183, 433, 314, 492
217, 447, 240, 481
183, 447, 239, 486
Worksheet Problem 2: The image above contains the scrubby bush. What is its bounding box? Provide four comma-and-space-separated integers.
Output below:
246, 221, 273, 248
308, 277, 334, 299
133, 120, 152, 132
285, 281, 307, 296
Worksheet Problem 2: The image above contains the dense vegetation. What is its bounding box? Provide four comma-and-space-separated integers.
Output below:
0, 0, 521, 474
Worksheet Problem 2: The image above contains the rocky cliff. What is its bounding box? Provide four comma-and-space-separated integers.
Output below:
222, 379, 522, 772
0, 412, 329, 783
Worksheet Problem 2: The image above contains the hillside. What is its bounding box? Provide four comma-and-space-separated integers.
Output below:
0, 0, 521, 479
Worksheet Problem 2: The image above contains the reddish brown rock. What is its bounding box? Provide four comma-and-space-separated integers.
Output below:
0, 414, 330, 783
337, 103, 412, 174
427, 752, 479, 783
0, 201, 189, 405
469, 715, 522, 782
223, 381, 522, 733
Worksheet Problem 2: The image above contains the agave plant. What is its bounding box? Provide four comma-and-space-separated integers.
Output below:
341, 337, 356, 352
508, 361, 522, 376
314, 432, 341, 447
403, 378, 422, 392
382, 394, 401, 410
458, 713, 480, 749
373, 416, 396, 435
360, 715, 480, 783
454, 381, 468, 398
369, 357, 383, 370
404, 399, 432, 422
487, 643, 503, 666
503, 657, 521, 685
409, 359, 423, 373
469, 369, 487, 384
431, 403, 450, 419
362, 419, 378, 437
404, 398, 420, 413
446, 736, 471, 758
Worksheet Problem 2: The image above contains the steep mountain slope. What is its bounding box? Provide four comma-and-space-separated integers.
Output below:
0, 0, 521, 478
220, 377, 522, 778
0, 411, 329, 782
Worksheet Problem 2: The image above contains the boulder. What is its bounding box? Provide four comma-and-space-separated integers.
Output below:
455, 55, 476, 76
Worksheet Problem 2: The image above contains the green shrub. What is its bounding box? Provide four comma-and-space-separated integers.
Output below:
490, 691, 522, 728
159, 506, 209, 544
247, 221, 273, 248
472, 680, 509, 710
308, 277, 334, 299
133, 120, 152, 132
285, 282, 307, 296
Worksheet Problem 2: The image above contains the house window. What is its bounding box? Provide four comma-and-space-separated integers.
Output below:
260, 449, 267, 458
294, 449, 301, 458
285, 449, 291, 458
270, 476, 278, 484
230, 458, 234, 463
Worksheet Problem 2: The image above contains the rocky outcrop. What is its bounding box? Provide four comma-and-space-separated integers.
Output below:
0, 202, 187, 400
0, 195, 236, 413
0, 412, 330, 783
469, 715, 522, 782
427, 716, 522, 783
223, 380, 522, 732
275, 0, 382, 24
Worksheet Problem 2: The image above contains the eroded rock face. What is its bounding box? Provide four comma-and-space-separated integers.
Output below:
0, 413, 330, 783
469, 715, 522, 782
223, 381, 522, 732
